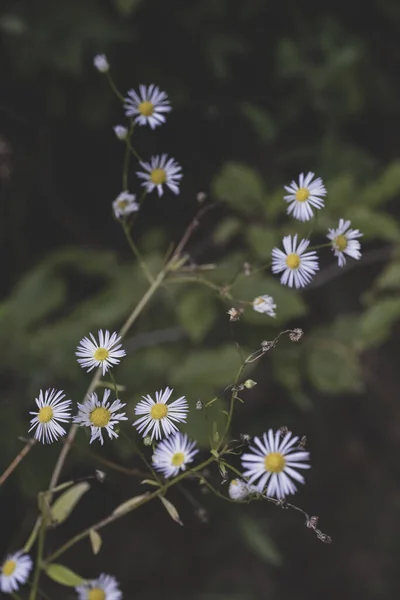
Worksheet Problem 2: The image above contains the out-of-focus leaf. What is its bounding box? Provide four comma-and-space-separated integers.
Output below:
171, 345, 242, 388
213, 218, 241, 244
113, 493, 150, 516
356, 297, 400, 350
159, 496, 183, 526
245, 226, 279, 260
89, 529, 102, 555
45, 564, 84, 587
307, 338, 362, 393
212, 162, 265, 215
240, 102, 277, 144
50, 482, 90, 526
374, 259, 400, 291
176, 288, 216, 341
238, 515, 282, 566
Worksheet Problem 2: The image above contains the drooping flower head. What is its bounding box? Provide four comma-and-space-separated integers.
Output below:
124, 84, 171, 129
29, 389, 72, 444
112, 191, 139, 219
133, 387, 188, 441
0, 551, 32, 594
252, 295, 276, 318
272, 234, 319, 288
74, 389, 128, 445
327, 219, 362, 267
93, 54, 109, 73
284, 172, 327, 221
76, 330, 126, 376
76, 573, 122, 600
152, 432, 198, 478
241, 429, 310, 498
136, 154, 182, 197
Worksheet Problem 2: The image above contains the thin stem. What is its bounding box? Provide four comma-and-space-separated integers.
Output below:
0, 438, 37, 486
217, 362, 247, 451
106, 72, 125, 102
127, 141, 142, 162
166, 275, 222, 292
29, 514, 46, 600
122, 222, 154, 284
71, 443, 148, 478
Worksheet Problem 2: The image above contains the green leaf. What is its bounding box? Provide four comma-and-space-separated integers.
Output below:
245, 226, 279, 260
357, 297, 400, 350
171, 345, 241, 388
159, 496, 183, 526
212, 162, 265, 215
50, 482, 90, 526
307, 338, 362, 393
238, 515, 282, 566
176, 288, 216, 341
347, 208, 400, 242
213, 217, 241, 244
89, 529, 102, 555
45, 564, 84, 587
112, 493, 150, 516
374, 259, 400, 292
239, 102, 277, 144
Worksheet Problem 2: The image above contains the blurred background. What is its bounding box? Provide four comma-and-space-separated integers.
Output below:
2, 0, 400, 598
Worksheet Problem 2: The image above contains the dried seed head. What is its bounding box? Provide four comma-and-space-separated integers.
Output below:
240, 433, 251, 443
196, 192, 207, 203
306, 515, 319, 529
195, 399, 204, 411
227, 307, 241, 322
289, 328, 304, 342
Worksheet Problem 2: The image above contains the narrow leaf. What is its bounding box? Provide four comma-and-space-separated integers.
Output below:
89, 529, 102, 555
159, 496, 183, 526
50, 482, 90, 526
45, 564, 84, 587
112, 493, 150, 516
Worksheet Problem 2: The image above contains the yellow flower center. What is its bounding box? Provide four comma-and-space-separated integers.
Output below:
334, 234, 348, 251
254, 297, 263, 305
138, 100, 154, 116
150, 403, 168, 420
150, 168, 167, 185
264, 452, 286, 473
286, 253, 300, 269
2, 560, 16, 576
38, 406, 53, 423
88, 589, 106, 600
295, 187, 310, 202
171, 452, 185, 466
117, 199, 129, 209
93, 348, 109, 361
90, 407, 111, 428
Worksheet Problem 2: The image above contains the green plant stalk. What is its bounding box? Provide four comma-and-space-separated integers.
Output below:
122, 222, 154, 285
217, 362, 247, 451
44, 456, 215, 564
29, 514, 46, 600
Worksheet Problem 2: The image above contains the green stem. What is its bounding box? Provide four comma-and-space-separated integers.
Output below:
122, 222, 154, 284
217, 362, 247, 451
106, 72, 125, 102
29, 515, 45, 600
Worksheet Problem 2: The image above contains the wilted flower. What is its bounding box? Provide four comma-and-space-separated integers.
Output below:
252, 295, 276, 317
112, 191, 139, 219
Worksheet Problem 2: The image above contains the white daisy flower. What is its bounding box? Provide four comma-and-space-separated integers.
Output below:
152, 432, 198, 478
0, 550, 32, 594
241, 429, 310, 498
327, 219, 363, 268
112, 191, 139, 219
252, 295, 276, 317
29, 389, 72, 444
133, 387, 188, 441
284, 172, 327, 222
76, 573, 122, 600
228, 479, 250, 502
93, 54, 109, 73
73, 389, 128, 445
124, 84, 171, 129
76, 330, 126, 376
136, 154, 182, 197
113, 125, 128, 140
272, 234, 319, 288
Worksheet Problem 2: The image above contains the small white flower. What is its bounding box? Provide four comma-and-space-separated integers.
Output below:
113, 125, 128, 140
124, 84, 171, 129
228, 479, 250, 502
76, 330, 126, 376
152, 432, 198, 478
76, 573, 122, 600
74, 389, 128, 445
112, 191, 139, 219
133, 387, 188, 441
284, 172, 327, 221
327, 219, 363, 268
29, 389, 72, 444
0, 551, 32, 594
136, 154, 182, 197
93, 54, 109, 73
272, 234, 319, 288
241, 429, 310, 498
252, 295, 276, 317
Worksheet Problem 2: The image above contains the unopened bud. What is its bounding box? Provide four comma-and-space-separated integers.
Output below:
240, 433, 251, 443
289, 328, 303, 342
196, 192, 207, 203
227, 307, 241, 322
143, 436, 152, 447
113, 125, 128, 140
95, 470, 106, 483
228, 479, 250, 502
195, 399, 204, 410
244, 379, 257, 389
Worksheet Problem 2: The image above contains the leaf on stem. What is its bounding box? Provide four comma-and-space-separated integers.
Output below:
50, 482, 90, 526
112, 493, 150, 516
45, 563, 84, 586
89, 529, 102, 555
159, 496, 183, 526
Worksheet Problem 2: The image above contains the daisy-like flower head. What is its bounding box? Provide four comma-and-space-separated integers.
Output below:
93, 54, 109, 73
272, 234, 319, 288
241, 429, 310, 498
284, 172, 327, 222
113, 125, 128, 140
152, 432, 198, 478
133, 387, 188, 441
0, 551, 32, 594
73, 389, 128, 445
252, 294, 276, 318
29, 388, 72, 444
136, 154, 182, 197
76, 330, 126, 376
124, 84, 171, 129
327, 218, 363, 268
112, 191, 139, 219
76, 573, 122, 600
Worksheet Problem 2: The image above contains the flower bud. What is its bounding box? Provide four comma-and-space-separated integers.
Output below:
93, 54, 109, 73
228, 479, 249, 502
113, 125, 128, 140
143, 436, 152, 446
244, 379, 257, 389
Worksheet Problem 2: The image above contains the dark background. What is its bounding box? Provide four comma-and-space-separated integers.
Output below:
2, 0, 400, 598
